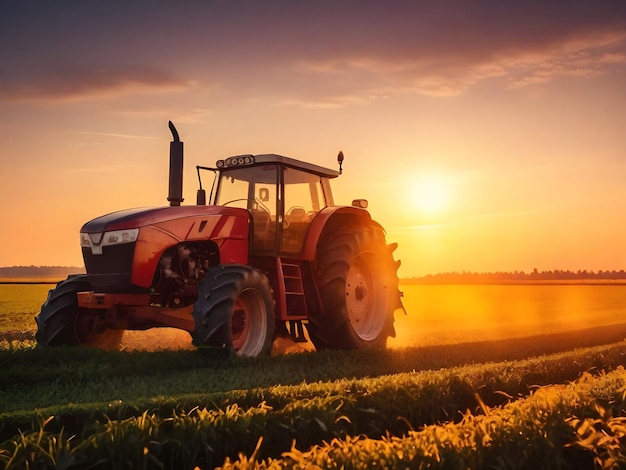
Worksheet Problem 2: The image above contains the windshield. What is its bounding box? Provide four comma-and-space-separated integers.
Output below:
214, 165, 329, 211
215, 165, 330, 253
215, 165, 278, 210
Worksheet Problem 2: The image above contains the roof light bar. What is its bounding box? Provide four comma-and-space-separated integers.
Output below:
215, 155, 255, 168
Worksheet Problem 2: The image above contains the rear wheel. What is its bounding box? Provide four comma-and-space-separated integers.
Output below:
310, 225, 402, 350
191, 265, 275, 358
35, 275, 123, 349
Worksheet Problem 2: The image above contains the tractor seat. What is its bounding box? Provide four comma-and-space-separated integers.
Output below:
287, 207, 306, 222
283, 207, 309, 252
252, 208, 275, 250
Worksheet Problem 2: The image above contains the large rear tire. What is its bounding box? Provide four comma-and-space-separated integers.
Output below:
191, 265, 275, 358
35, 275, 123, 349
310, 225, 402, 350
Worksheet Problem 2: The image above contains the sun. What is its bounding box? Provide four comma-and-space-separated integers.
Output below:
411, 174, 449, 214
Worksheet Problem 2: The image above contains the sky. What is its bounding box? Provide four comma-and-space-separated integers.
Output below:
0, 1, 625, 277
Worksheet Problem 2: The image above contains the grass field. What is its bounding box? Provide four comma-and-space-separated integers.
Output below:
2, 282, 626, 468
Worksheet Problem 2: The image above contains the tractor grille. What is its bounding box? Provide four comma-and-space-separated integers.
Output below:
82, 243, 139, 292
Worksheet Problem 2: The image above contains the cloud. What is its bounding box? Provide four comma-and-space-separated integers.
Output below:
505, 33, 626, 88
116, 106, 213, 124
72, 131, 157, 140
286, 30, 626, 100
61, 163, 124, 174
244, 2, 626, 103
2, 1, 625, 106
0, 64, 189, 103
273, 94, 368, 109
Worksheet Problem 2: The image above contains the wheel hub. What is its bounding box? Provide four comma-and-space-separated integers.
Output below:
346, 263, 372, 326
231, 288, 267, 356
345, 254, 387, 341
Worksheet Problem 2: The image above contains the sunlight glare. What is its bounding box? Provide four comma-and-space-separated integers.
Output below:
411, 174, 449, 214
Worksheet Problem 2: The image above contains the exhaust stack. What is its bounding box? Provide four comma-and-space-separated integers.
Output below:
167, 121, 184, 207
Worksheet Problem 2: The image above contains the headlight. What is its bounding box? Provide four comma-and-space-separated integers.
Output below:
80, 229, 139, 255
80, 233, 95, 248
102, 229, 139, 246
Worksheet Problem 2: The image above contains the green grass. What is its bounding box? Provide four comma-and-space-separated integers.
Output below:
2, 342, 626, 468
3, 283, 626, 468
220, 368, 626, 469
2, 340, 625, 416
0, 284, 48, 340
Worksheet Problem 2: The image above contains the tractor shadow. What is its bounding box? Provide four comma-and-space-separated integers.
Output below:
117, 321, 626, 367
119, 327, 317, 355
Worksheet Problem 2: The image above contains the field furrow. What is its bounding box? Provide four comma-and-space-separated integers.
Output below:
220, 368, 626, 469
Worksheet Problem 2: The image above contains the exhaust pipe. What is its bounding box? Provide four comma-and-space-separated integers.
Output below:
167, 121, 184, 207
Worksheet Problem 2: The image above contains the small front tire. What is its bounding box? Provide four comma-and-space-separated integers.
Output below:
191, 265, 275, 357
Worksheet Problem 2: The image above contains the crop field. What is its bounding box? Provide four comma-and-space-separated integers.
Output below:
2, 282, 626, 468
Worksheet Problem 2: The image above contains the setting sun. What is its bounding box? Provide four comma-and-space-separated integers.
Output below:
410, 174, 450, 214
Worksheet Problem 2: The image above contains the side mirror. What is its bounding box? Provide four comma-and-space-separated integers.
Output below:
351, 199, 368, 209
259, 187, 269, 202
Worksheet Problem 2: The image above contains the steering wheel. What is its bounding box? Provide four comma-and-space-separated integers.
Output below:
286, 206, 306, 217
222, 198, 270, 214
282, 206, 309, 229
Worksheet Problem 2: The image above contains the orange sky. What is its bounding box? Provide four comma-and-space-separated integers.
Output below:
1, 1, 625, 277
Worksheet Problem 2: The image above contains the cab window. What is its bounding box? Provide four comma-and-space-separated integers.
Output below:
282, 168, 326, 253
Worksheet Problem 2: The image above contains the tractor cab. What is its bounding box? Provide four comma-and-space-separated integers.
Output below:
197, 155, 341, 254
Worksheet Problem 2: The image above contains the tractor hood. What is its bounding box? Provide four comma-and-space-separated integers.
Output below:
80, 205, 252, 291
80, 206, 249, 233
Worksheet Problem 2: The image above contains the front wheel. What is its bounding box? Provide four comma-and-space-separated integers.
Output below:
35, 275, 123, 349
310, 225, 402, 350
191, 265, 275, 358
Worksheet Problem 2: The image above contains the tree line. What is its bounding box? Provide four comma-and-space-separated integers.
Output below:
2, 265, 625, 283
0, 266, 85, 278
408, 269, 626, 284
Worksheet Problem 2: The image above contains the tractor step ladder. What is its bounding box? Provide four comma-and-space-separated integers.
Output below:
276, 258, 308, 323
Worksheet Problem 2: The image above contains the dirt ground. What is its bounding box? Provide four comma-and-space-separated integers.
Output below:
119, 328, 316, 356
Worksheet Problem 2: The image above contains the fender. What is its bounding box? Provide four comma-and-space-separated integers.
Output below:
300, 206, 375, 260
132, 210, 250, 287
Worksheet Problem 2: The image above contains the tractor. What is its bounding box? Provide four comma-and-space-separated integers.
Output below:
35, 122, 404, 356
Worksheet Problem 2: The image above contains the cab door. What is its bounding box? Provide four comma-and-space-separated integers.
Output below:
281, 167, 327, 254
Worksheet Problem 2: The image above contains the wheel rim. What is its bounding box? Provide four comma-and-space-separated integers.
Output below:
345, 253, 387, 341
231, 288, 268, 356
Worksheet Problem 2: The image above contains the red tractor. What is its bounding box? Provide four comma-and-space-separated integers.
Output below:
36, 122, 404, 357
